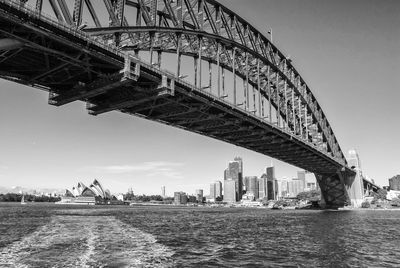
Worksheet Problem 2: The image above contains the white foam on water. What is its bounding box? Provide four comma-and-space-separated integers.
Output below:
0, 214, 175, 268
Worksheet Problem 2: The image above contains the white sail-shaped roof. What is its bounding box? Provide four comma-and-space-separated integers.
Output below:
81, 186, 96, 197
65, 189, 74, 197
104, 189, 111, 199
92, 179, 105, 197
72, 187, 79, 197
89, 184, 104, 198
77, 182, 86, 195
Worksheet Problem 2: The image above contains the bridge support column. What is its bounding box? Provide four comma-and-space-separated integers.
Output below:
343, 170, 364, 207
315, 172, 350, 209
316, 169, 364, 209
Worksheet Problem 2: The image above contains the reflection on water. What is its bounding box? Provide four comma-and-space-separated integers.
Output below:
0, 204, 400, 267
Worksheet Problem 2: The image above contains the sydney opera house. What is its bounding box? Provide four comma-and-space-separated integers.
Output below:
57, 179, 112, 205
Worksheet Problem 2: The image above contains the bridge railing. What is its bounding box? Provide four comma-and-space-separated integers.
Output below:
1, 0, 125, 60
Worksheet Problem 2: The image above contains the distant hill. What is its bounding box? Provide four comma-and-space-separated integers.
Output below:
0, 186, 64, 195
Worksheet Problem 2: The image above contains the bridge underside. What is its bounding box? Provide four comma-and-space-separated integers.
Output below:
0, 1, 357, 208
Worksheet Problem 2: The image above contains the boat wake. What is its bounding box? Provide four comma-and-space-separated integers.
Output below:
0, 214, 175, 267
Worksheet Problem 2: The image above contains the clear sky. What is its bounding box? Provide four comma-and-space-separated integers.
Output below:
0, 0, 399, 195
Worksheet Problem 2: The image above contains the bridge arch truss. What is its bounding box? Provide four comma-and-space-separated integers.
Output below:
0, 0, 360, 207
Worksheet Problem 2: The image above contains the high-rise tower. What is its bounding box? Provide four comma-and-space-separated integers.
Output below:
225, 159, 243, 200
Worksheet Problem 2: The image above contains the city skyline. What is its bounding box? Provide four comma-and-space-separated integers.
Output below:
1, 0, 399, 195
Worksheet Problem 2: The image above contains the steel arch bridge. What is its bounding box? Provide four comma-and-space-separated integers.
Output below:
0, 0, 368, 207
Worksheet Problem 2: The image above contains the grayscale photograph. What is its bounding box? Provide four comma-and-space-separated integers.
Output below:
0, 0, 399, 267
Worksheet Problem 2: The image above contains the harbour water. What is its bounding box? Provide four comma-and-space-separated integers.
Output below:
0, 203, 399, 267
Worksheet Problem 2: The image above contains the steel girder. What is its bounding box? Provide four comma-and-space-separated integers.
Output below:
0, 0, 358, 186
17, 0, 347, 165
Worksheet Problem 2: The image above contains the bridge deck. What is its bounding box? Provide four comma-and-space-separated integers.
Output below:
0, 0, 365, 207
0, 1, 352, 177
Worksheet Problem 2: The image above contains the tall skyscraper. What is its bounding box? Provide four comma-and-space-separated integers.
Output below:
266, 165, 277, 200
258, 175, 267, 199
215, 181, 222, 198
297, 171, 306, 191
209, 183, 216, 199
234, 156, 243, 174
244, 176, 250, 192
161, 186, 166, 198
224, 179, 236, 203
279, 177, 289, 198
225, 159, 243, 200
245, 176, 259, 199
195, 189, 203, 202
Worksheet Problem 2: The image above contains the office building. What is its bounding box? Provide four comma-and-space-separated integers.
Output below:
224, 179, 236, 203
244, 176, 250, 192
209, 183, 216, 200
258, 175, 267, 199
215, 181, 222, 198
288, 179, 303, 198
389, 175, 400, 191
225, 159, 243, 200
266, 165, 277, 200
209, 181, 223, 200
279, 177, 289, 198
161, 186, 166, 198
297, 171, 306, 190
245, 176, 259, 199
234, 156, 243, 174
174, 192, 187, 205
195, 189, 203, 202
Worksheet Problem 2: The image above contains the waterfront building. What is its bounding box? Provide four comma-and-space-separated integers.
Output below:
266, 165, 278, 200
209, 181, 223, 201
279, 177, 289, 198
297, 171, 306, 191
245, 176, 259, 199
161, 186, 166, 198
243, 177, 249, 193
241, 192, 255, 201
225, 159, 243, 200
389, 175, 400, 191
58, 179, 111, 205
195, 189, 203, 202
215, 181, 222, 198
77, 182, 86, 195
174, 192, 187, 205
234, 156, 243, 173
224, 179, 236, 203
210, 182, 216, 200
258, 175, 267, 199
288, 179, 303, 198
72, 187, 79, 197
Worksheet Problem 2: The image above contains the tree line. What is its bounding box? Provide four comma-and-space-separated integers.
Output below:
0, 193, 61, 202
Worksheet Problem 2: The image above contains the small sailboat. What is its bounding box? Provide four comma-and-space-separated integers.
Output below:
21, 194, 27, 205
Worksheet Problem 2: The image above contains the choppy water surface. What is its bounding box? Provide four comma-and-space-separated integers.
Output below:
0, 204, 399, 267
